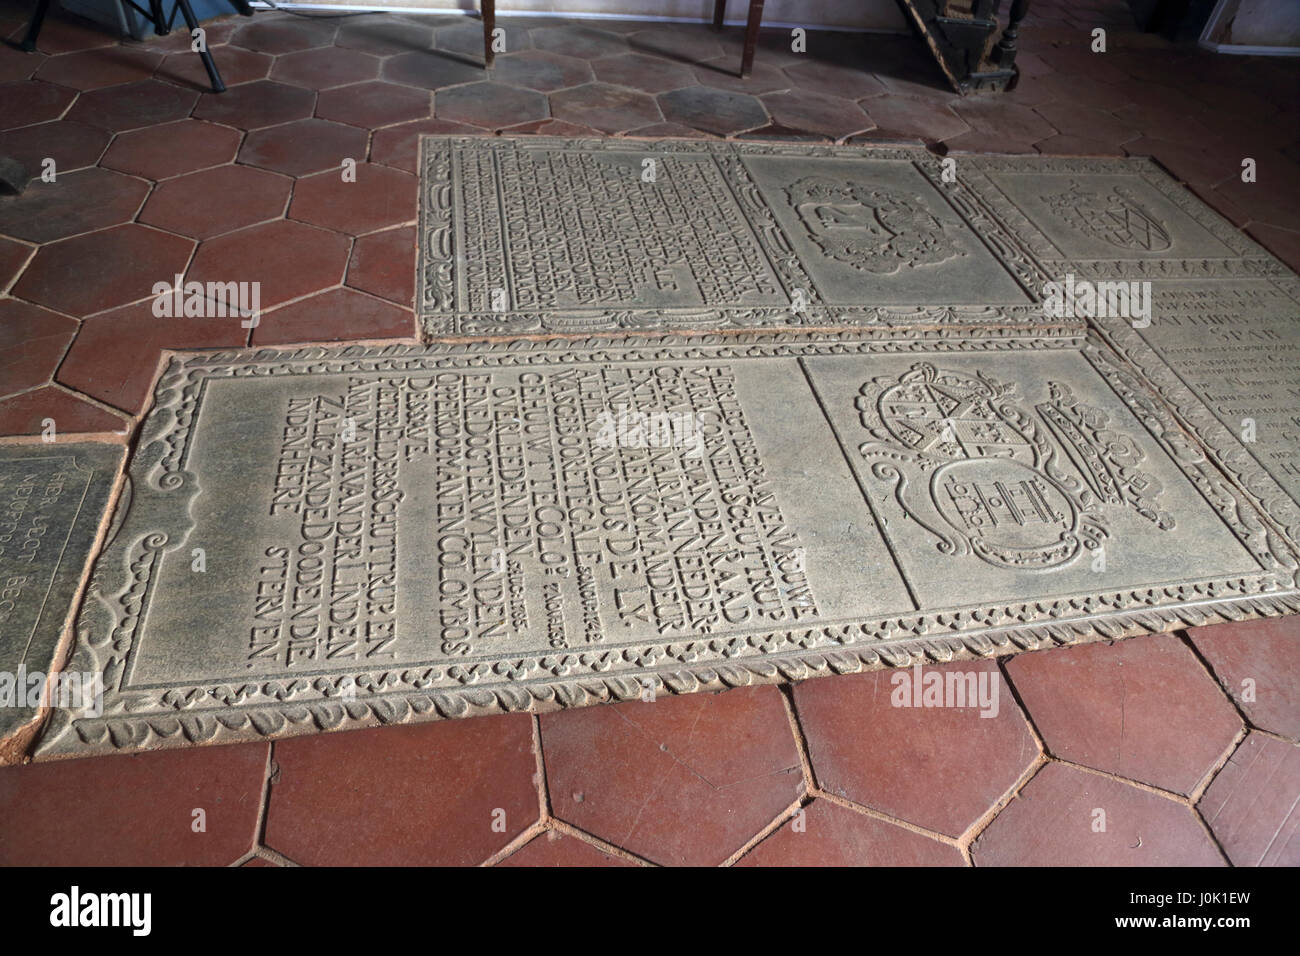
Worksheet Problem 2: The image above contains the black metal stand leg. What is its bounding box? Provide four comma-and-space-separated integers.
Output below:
19, 0, 53, 52
148, 0, 169, 35
174, 0, 226, 92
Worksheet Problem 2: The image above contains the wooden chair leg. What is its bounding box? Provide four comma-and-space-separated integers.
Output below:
18, 0, 53, 52
483, 0, 495, 67
741, 0, 765, 78
712, 0, 725, 31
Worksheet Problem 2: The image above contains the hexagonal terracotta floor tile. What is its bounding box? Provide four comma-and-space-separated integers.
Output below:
230, 17, 337, 56
14, 223, 194, 317
490, 50, 592, 93
972, 762, 1224, 866
1004, 633, 1243, 795
0, 119, 110, 175
368, 118, 483, 173
0, 44, 44, 84
436, 21, 524, 59
3, 13, 115, 56
101, 118, 241, 180
761, 88, 873, 139
0, 384, 129, 438
140, 17, 243, 54
783, 59, 885, 100
253, 287, 413, 345
0, 79, 75, 130
335, 17, 436, 57
792, 660, 1038, 838
193, 79, 315, 130
551, 82, 661, 134
184, 218, 348, 315
629, 27, 724, 64
1188, 617, 1300, 740
1034, 134, 1126, 157
498, 831, 635, 867
57, 297, 248, 413
263, 717, 538, 866
33, 45, 161, 90
435, 81, 547, 129
0, 236, 32, 293
540, 685, 803, 866
1124, 137, 1237, 190
1249, 223, 1300, 274
952, 98, 1062, 145
692, 58, 792, 95
737, 799, 965, 867
659, 85, 767, 136
139, 164, 291, 240
156, 45, 272, 91
65, 78, 197, 132
738, 123, 830, 143
862, 94, 970, 143
625, 121, 714, 139
592, 52, 695, 93
1198, 731, 1300, 866
1031, 101, 1140, 147
272, 45, 380, 90
0, 743, 268, 866
289, 163, 417, 236
0, 166, 147, 243
0, 299, 76, 398
315, 80, 431, 129
531, 25, 627, 60
942, 130, 1037, 154
383, 50, 484, 91
239, 117, 368, 177
346, 224, 415, 305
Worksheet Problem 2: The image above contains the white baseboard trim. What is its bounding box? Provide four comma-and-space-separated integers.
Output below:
1197, 39, 1300, 55
248, 2, 908, 34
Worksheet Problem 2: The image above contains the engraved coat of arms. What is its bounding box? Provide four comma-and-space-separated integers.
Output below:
857, 363, 1174, 571
1040, 181, 1172, 252
787, 176, 966, 275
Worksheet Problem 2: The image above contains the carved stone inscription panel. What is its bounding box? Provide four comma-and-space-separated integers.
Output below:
38, 333, 1298, 757
0, 443, 121, 742
1091, 278, 1300, 546
962, 156, 1284, 280
419, 138, 1045, 336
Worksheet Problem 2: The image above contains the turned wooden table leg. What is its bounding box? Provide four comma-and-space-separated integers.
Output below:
997, 0, 1029, 69
741, 0, 764, 78
483, 0, 496, 67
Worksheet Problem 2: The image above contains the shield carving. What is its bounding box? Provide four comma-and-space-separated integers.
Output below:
787, 176, 966, 275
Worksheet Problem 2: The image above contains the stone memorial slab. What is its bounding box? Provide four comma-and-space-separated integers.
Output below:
0, 442, 122, 758
417, 137, 1054, 336
35, 331, 1299, 758
960, 156, 1285, 281
962, 156, 1300, 549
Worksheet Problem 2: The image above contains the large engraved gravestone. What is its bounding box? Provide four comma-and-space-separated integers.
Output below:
418, 138, 1055, 336
35, 332, 1299, 757
0, 443, 121, 759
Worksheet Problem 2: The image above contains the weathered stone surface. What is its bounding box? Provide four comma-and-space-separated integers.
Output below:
418, 137, 1052, 336
35, 330, 1299, 757
962, 156, 1300, 549
0, 443, 122, 756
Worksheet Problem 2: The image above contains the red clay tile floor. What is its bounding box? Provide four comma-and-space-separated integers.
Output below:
0, 0, 1297, 866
